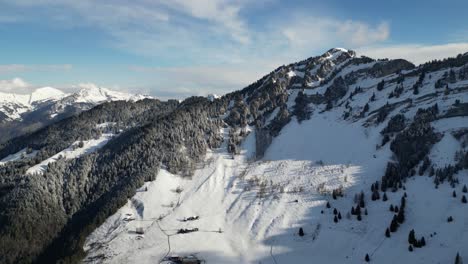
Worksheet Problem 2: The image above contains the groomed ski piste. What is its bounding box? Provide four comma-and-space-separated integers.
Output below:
84, 105, 468, 264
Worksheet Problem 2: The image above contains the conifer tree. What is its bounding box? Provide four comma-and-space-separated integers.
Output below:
377, 80, 385, 91
420, 237, 426, 247
453, 190, 457, 198
390, 217, 399, 232
365, 254, 370, 262
338, 212, 342, 219
385, 228, 391, 238
326, 201, 331, 208
298, 227, 304, 237
408, 229, 416, 245
334, 215, 338, 223
390, 204, 394, 212
409, 245, 413, 252
333, 208, 338, 215
397, 209, 405, 224
462, 195, 467, 204
455, 252, 463, 264
463, 185, 467, 193
383, 192, 388, 201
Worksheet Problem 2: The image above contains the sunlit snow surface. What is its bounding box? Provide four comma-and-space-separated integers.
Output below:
26, 133, 114, 174
84, 106, 468, 264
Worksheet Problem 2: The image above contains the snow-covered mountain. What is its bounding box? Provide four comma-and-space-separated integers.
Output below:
0, 85, 150, 142
1, 48, 467, 264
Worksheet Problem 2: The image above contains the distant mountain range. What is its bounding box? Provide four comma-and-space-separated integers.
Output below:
0, 85, 150, 142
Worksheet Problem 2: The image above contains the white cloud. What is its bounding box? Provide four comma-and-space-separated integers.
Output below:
281, 16, 389, 50
358, 43, 468, 65
0, 64, 72, 73
129, 60, 282, 99
0, 78, 32, 93
159, 0, 250, 44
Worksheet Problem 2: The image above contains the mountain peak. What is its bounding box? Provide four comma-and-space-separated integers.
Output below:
30, 87, 66, 104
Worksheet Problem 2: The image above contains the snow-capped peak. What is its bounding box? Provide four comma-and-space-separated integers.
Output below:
29, 87, 66, 104
72, 83, 150, 103
0, 84, 151, 123
207, 94, 220, 102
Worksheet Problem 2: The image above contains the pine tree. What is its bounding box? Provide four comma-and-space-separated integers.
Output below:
333, 208, 338, 215
394, 206, 399, 213
463, 185, 467, 193
455, 252, 463, 264
420, 237, 426, 247
355, 205, 361, 215
365, 254, 370, 262
397, 209, 405, 224
382, 192, 388, 201
377, 80, 385, 91
390, 217, 399, 232
385, 228, 391, 238
413, 84, 419, 95
326, 201, 331, 208
365, 209, 368, 215
401, 196, 406, 209
338, 212, 342, 220
351, 206, 356, 215
462, 195, 467, 204
357, 212, 362, 221
372, 189, 380, 201
408, 229, 416, 245
390, 204, 394, 212
448, 216, 454, 222
409, 245, 413, 252
298, 227, 304, 237
334, 215, 338, 223
453, 190, 457, 198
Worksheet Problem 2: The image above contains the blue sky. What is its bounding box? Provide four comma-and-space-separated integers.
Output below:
1, 0, 467, 99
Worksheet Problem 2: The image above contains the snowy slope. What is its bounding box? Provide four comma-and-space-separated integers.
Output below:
25, 133, 114, 174
81, 48, 468, 264
0, 85, 150, 122
84, 109, 467, 264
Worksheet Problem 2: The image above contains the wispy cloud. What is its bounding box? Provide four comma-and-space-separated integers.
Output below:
0, 64, 72, 74
0, 77, 32, 93
3, 1, 466, 99
281, 16, 389, 50
358, 43, 468, 65
129, 60, 282, 99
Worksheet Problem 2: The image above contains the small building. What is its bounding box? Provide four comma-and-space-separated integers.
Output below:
135, 227, 144, 234
165, 255, 204, 264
